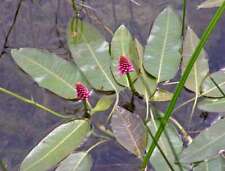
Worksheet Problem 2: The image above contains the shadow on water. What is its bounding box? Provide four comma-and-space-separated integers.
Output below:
0, 0, 225, 170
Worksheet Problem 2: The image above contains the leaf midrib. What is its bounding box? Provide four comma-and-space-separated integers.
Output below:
157, 9, 170, 83
117, 111, 142, 157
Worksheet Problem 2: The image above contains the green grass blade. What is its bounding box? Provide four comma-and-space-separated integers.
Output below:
141, 2, 225, 170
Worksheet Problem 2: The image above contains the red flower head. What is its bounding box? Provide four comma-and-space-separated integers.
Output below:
118, 55, 134, 75
75, 82, 90, 100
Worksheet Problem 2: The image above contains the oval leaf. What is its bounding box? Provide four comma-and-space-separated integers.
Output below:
56, 152, 92, 171
150, 89, 173, 101
92, 95, 115, 113
180, 119, 225, 163
198, 0, 224, 9
68, 18, 115, 91
11, 48, 88, 99
147, 121, 183, 171
111, 106, 147, 158
20, 120, 91, 171
198, 98, 225, 112
193, 156, 225, 171
144, 7, 182, 83
182, 27, 209, 93
110, 25, 137, 87
201, 69, 225, 98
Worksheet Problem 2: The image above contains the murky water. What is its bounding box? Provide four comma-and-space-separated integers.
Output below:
0, 0, 225, 170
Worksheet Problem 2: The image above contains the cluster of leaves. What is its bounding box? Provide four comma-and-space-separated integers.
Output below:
9, 2, 225, 171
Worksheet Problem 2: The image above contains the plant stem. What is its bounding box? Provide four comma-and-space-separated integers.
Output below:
170, 117, 192, 144
127, 72, 136, 94
182, 0, 187, 37
0, 87, 73, 119
141, 3, 225, 170
83, 100, 91, 118
144, 122, 175, 171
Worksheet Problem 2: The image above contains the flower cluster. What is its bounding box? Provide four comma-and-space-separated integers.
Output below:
118, 55, 134, 75
75, 82, 90, 100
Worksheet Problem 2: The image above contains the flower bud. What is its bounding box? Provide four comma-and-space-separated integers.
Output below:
75, 82, 90, 100
118, 55, 134, 75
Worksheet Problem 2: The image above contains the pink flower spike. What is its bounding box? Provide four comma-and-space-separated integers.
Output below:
118, 55, 135, 75
75, 82, 90, 100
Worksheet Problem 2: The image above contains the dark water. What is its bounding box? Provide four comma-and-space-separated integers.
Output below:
0, 0, 225, 170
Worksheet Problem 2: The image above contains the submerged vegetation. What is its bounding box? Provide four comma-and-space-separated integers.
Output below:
1, 0, 225, 171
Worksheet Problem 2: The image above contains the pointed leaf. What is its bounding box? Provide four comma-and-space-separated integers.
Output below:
147, 121, 183, 171
56, 152, 92, 171
11, 48, 88, 99
201, 69, 225, 97
150, 89, 173, 101
110, 25, 137, 87
182, 27, 209, 94
111, 106, 147, 158
144, 7, 182, 83
198, 98, 225, 112
198, 0, 224, 9
20, 120, 91, 171
92, 95, 115, 113
132, 38, 157, 96
68, 18, 115, 91
180, 119, 225, 163
193, 156, 225, 171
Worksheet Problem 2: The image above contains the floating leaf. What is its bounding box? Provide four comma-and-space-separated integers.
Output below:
147, 121, 183, 171
198, 0, 224, 9
193, 156, 225, 171
68, 18, 115, 91
111, 106, 147, 158
144, 7, 182, 83
180, 119, 225, 163
150, 89, 173, 101
110, 25, 137, 87
201, 70, 225, 98
20, 120, 90, 171
11, 48, 88, 99
92, 95, 115, 113
56, 152, 92, 171
198, 98, 225, 112
182, 27, 209, 94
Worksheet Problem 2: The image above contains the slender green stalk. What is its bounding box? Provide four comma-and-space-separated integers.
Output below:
209, 76, 225, 97
127, 72, 136, 95
182, 0, 187, 37
144, 122, 175, 171
0, 160, 7, 171
0, 87, 73, 119
141, 3, 225, 170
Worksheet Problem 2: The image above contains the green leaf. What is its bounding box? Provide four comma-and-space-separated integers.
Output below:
198, 98, 225, 112
110, 25, 137, 87
147, 121, 183, 171
20, 120, 91, 171
150, 89, 173, 101
143, 7, 182, 83
11, 48, 88, 99
193, 156, 225, 171
201, 70, 225, 97
91, 95, 115, 113
68, 18, 115, 91
182, 27, 209, 94
198, 0, 224, 9
111, 106, 147, 158
131, 38, 157, 96
180, 119, 225, 163
55, 152, 92, 171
